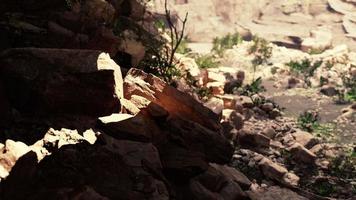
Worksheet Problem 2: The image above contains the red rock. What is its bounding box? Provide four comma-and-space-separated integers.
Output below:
124, 68, 221, 131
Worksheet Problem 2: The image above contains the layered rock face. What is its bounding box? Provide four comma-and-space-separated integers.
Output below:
151, 0, 356, 51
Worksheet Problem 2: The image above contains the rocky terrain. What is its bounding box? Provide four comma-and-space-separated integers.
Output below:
0, 0, 355, 200
152, 0, 356, 51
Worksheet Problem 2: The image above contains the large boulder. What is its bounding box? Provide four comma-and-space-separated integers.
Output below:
98, 113, 163, 143
163, 118, 233, 165
124, 68, 221, 131
0, 48, 123, 117
187, 164, 248, 200
1, 136, 170, 200
301, 27, 332, 52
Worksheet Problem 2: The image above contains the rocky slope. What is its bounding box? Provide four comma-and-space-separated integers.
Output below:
0, 0, 355, 200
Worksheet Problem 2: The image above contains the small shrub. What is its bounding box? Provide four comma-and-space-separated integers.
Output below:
139, 0, 188, 85
297, 110, 320, 132
313, 123, 336, 140
195, 55, 219, 69
297, 111, 337, 140
330, 148, 356, 180
212, 32, 243, 56
249, 36, 273, 66
319, 76, 328, 86
194, 87, 213, 101
312, 179, 337, 197
287, 59, 322, 76
343, 76, 356, 102
236, 77, 266, 97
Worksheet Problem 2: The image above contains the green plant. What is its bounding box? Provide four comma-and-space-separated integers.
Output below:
313, 123, 336, 140
330, 148, 356, 180
287, 59, 322, 77
139, 0, 188, 85
195, 54, 219, 69
343, 76, 356, 102
297, 111, 337, 140
212, 32, 243, 56
308, 48, 324, 55
194, 87, 213, 101
297, 110, 320, 132
65, 0, 73, 9
319, 76, 328, 86
249, 36, 273, 66
248, 36, 272, 80
313, 180, 336, 197
239, 77, 266, 97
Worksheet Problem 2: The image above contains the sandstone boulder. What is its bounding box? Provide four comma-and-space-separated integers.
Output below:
301, 28, 332, 52
289, 143, 317, 164
124, 68, 221, 131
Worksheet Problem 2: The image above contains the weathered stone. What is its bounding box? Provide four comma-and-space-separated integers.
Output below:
320, 85, 338, 96
289, 143, 317, 164
261, 127, 277, 139
259, 157, 288, 181
189, 165, 247, 200
301, 27, 332, 52
216, 94, 236, 109
258, 157, 299, 187
98, 113, 163, 143
0, 48, 122, 116
261, 102, 274, 112
292, 130, 318, 148
204, 97, 224, 117
210, 163, 252, 190
238, 129, 271, 149
208, 71, 226, 83
237, 96, 254, 108
164, 118, 233, 165
124, 68, 221, 131
287, 77, 301, 89
207, 81, 225, 95
222, 109, 244, 130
